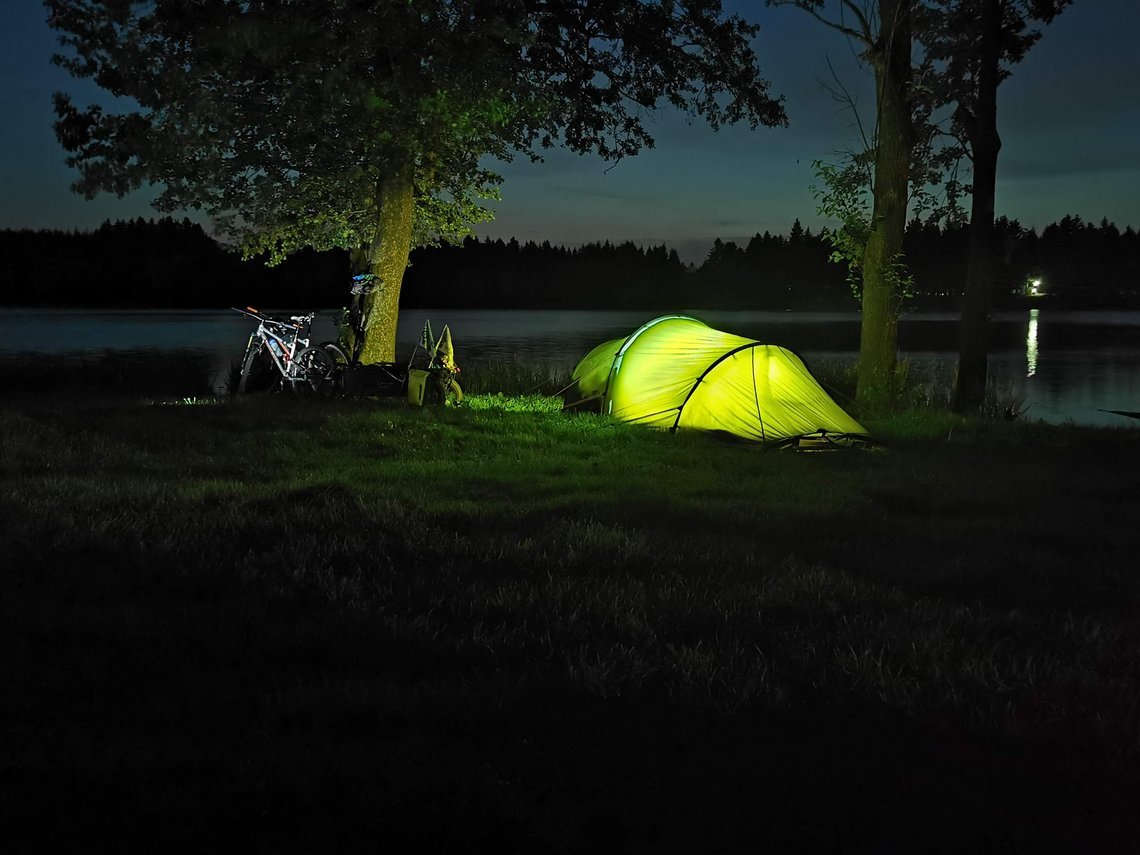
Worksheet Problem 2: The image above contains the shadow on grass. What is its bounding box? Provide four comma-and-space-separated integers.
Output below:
4, 396, 1140, 852
0, 349, 218, 399
5, 546, 1138, 854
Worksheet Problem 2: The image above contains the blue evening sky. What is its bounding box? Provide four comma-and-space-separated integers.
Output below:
1, 0, 1137, 263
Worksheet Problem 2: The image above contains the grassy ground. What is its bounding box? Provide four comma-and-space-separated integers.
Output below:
2, 355, 1139, 853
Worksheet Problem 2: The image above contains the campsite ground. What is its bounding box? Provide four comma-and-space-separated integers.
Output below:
2, 355, 1139, 853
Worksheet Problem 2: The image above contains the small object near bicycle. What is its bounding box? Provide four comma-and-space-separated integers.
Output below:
342, 362, 408, 398
232, 306, 346, 396
410, 320, 462, 406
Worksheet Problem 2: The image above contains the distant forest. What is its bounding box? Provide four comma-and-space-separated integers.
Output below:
1, 214, 1137, 310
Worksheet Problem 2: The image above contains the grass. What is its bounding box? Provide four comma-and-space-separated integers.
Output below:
3, 354, 1140, 853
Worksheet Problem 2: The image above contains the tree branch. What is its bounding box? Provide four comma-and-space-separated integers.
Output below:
839, 0, 874, 43
770, 1, 867, 44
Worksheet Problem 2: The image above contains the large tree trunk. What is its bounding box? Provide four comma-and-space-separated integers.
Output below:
857, 0, 912, 412
953, 0, 1002, 413
358, 165, 416, 365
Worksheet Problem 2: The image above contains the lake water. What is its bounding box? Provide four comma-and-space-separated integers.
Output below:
2, 306, 1139, 427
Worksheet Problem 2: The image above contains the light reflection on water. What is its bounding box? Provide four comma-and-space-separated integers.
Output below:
2, 307, 1138, 427
1027, 309, 1039, 378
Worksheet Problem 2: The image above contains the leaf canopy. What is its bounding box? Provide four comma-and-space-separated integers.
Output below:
49, 0, 787, 262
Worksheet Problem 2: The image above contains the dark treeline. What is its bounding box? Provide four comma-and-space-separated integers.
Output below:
2, 214, 1137, 310
0, 218, 346, 309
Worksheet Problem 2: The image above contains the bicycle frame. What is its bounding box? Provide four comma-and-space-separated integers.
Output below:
234, 307, 338, 395
238, 308, 311, 383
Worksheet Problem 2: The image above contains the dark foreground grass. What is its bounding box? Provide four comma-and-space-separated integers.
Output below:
2, 371, 1140, 852
0, 350, 219, 398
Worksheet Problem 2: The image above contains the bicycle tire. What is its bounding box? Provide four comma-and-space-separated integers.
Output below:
319, 341, 350, 366
236, 341, 261, 395
295, 345, 337, 397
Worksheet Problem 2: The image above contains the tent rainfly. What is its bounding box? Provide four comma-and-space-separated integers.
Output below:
569, 315, 869, 447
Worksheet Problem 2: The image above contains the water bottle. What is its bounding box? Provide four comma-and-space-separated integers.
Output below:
268, 338, 284, 359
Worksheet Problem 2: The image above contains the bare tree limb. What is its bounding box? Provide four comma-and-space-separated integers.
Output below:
768, 1, 867, 43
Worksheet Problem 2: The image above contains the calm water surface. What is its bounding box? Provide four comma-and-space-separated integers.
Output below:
3, 307, 1139, 427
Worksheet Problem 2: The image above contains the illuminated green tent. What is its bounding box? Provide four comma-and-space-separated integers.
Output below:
570, 315, 868, 446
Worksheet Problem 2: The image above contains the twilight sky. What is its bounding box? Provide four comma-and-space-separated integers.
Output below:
2, 0, 1138, 263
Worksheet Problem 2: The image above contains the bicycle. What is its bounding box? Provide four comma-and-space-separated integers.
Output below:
233, 306, 346, 396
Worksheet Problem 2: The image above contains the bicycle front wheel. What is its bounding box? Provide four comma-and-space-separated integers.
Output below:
236, 340, 261, 395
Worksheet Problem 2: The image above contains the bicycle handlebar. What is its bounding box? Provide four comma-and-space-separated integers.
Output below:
232, 306, 316, 329
232, 305, 272, 322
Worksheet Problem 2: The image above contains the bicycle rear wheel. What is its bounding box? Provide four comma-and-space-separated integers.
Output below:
319, 341, 350, 367
295, 345, 338, 397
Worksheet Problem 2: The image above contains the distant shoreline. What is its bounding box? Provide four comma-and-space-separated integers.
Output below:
3, 216, 1137, 312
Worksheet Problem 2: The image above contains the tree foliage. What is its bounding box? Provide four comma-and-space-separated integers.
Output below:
810, 156, 874, 297
920, 0, 1072, 144
48, 0, 786, 359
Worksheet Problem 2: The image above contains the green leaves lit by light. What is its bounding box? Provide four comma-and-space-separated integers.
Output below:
810, 158, 873, 300
812, 155, 916, 305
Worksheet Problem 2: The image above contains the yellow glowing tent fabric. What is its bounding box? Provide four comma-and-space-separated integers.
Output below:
571, 315, 868, 445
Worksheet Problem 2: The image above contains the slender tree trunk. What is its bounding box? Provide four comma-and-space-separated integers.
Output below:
953, 0, 1002, 412
857, 0, 912, 411
358, 164, 415, 365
